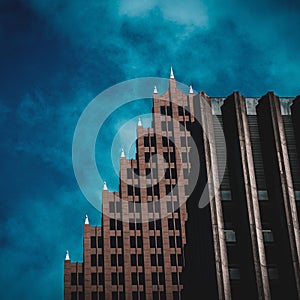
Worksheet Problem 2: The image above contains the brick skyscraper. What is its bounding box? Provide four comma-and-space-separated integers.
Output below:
65, 70, 300, 299
65, 69, 194, 300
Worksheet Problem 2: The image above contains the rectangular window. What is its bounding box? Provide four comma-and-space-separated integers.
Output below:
176, 236, 182, 247
130, 237, 136, 248
119, 273, 124, 284
178, 106, 184, 116
181, 137, 186, 146
98, 254, 103, 266
111, 254, 117, 266
171, 168, 176, 179
229, 267, 240, 280
131, 273, 138, 285
151, 254, 156, 266
163, 152, 169, 162
175, 218, 180, 230
134, 187, 140, 196
139, 273, 145, 284
91, 292, 97, 300
183, 168, 189, 179
224, 230, 236, 242
117, 220, 122, 230
262, 229, 274, 242
109, 202, 115, 212
110, 219, 115, 230
78, 273, 83, 285
151, 136, 156, 146
170, 152, 175, 162
172, 273, 178, 285
161, 122, 166, 131
149, 221, 155, 230
71, 292, 77, 300
117, 236, 123, 248
158, 254, 163, 266
144, 136, 149, 147
131, 254, 137, 266
152, 273, 158, 284
110, 237, 116, 248
128, 185, 133, 196
150, 236, 155, 248
165, 169, 170, 179
99, 273, 104, 284
145, 153, 150, 163
181, 152, 187, 162
147, 186, 152, 196
258, 190, 268, 201
134, 168, 139, 178
168, 121, 173, 131
98, 237, 103, 248
112, 273, 118, 285
268, 266, 279, 280
127, 168, 132, 179
159, 272, 165, 285
154, 184, 159, 196
168, 219, 174, 230
153, 292, 159, 300
156, 219, 162, 229
91, 254, 96, 266
91, 273, 97, 285
71, 273, 77, 285
137, 236, 142, 248
91, 236, 96, 248
160, 106, 166, 115
167, 106, 172, 116
162, 137, 168, 147
167, 201, 173, 212
170, 254, 176, 266
138, 254, 143, 265
295, 191, 300, 200
169, 236, 175, 247
221, 190, 232, 201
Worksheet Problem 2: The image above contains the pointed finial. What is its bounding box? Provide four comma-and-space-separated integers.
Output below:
189, 85, 194, 94
65, 250, 70, 261
121, 148, 125, 158
154, 86, 158, 94
103, 181, 108, 190
138, 117, 142, 127
170, 67, 174, 79
85, 214, 89, 224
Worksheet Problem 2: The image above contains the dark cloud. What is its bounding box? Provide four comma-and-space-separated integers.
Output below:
1, 0, 299, 298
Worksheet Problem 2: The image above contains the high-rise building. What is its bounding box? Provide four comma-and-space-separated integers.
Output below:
64, 69, 195, 300
64, 70, 300, 300
183, 92, 300, 300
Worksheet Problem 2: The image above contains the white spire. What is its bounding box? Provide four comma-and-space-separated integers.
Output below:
121, 148, 125, 158
170, 67, 174, 79
85, 214, 89, 224
103, 181, 108, 190
153, 86, 158, 94
189, 85, 194, 94
138, 117, 142, 127
65, 250, 70, 261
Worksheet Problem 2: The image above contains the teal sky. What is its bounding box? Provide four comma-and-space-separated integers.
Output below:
1, 0, 300, 299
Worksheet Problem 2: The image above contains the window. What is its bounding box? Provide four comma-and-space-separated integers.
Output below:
160, 106, 166, 115
178, 254, 183, 266
130, 237, 136, 248
98, 254, 103, 266
173, 292, 180, 300
134, 187, 140, 196
172, 273, 178, 285
91, 254, 96, 266
116, 202, 121, 213
166, 185, 171, 195
71, 273, 77, 285
295, 191, 300, 201
167, 121, 173, 130
111, 254, 117, 266
137, 236, 142, 248
156, 220, 162, 229
268, 266, 279, 279
117, 220, 122, 230
99, 273, 104, 284
221, 190, 232, 201
168, 219, 174, 230
179, 121, 185, 131
262, 229, 274, 242
146, 168, 151, 176
169, 236, 175, 247
183, 168, 189, 179
151, 254, 156, 266
91, 292, 97, 300
153, 292, 159, 300
161, 122, 166, 131
145, 153, 150, 163
167, 201, 173, 212
149, 221, 154, 230
132, 292, 138, 300
112, 292, 118, 300
176, 236, 182, 247
127, 169, 132, 179
110, 237, 116, 248
171, 168, 176, 179
78, 273, 83, 285
151, 136, 156, 146
119, 273, 124, 284
175, 218, 180, 230
144, 137, 149, 147
98, 237, 103, 248
112, 273, 118, 285
132, 273, 138, 285
152, 273, 158, 284
178, 106, 184, 116
139, 273, 145, 284
138, 254, 143, 265
163, 152, 169, 162
131, 254, 137, 266
147, 186, 152, 196
162, 137, 168, 147
150, 236, 155, 248
134, 168, 139, 178
91, 273, 97, 285
71, 292, 77, 300
181, 137, 186, 147
229, 267, 240, 280
170, 152, 175, 162
79, 292, 84, 300
110, 219, 115, 230
109, 202, 115, 212
159, 272, 165, 284
224, 229, 236, 242
170, 254, 176, 266
165, 169, 170, 179
117, 236, 123, 248
258, 190, 268, 201
158, 254, 163, 266
167, 106, 172, 116
128, 185, 133, 196
90, 236, 96, 248
182, 153, 187, 162
154, 184, 160, 196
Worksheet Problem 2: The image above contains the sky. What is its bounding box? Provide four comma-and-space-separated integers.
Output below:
1, 0, 300, 299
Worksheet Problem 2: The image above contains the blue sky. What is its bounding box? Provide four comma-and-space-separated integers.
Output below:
1, 0, 300, 299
